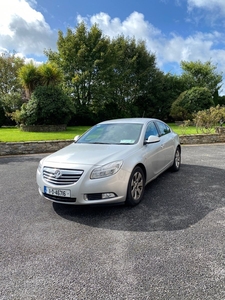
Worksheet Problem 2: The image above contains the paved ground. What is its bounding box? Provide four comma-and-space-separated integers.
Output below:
0, 144, 225, 300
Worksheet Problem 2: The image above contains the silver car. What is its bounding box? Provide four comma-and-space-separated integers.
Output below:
36, 118, 181, 206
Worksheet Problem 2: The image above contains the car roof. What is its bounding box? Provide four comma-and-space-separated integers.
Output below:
99, 118, 159, 125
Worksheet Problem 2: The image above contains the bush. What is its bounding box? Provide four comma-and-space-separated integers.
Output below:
18, 85, 75, 125
170, 91, 190, 121
170, 87, 214, 121
194, 105, 225, 133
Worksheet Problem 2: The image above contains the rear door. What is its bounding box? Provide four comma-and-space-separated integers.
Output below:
155, 121, 175, 167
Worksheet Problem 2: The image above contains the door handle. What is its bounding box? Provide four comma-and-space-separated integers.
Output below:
161, 144, 164, 148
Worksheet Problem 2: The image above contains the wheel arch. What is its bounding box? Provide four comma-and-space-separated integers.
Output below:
176, 144, 181, 155
133, 163, 146, 181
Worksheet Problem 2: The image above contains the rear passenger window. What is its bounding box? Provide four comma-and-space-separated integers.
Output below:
156, 121, 171, 136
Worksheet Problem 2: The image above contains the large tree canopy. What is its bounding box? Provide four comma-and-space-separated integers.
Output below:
45, 22, 165, 122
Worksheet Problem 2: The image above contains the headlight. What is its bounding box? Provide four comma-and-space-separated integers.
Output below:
37, 159, 44, 172
90, 161, 123, 179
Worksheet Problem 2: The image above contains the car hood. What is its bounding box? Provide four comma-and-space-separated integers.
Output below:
44, 143, 139, 166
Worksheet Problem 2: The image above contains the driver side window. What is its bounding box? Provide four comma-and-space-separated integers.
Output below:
145, 122, 158, 140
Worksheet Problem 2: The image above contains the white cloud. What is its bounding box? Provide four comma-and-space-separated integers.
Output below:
160, 31, 223, 64
77, 12, 225, 67
0, 0, 57, 57
79, 12, 161, 42
187, 0, 225, 14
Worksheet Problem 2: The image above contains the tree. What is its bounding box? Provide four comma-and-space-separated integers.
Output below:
18, 62, 41, 99
45, 23, 163, 123
0, 52, 25, 123
38, 62, 63, 87
45, 23, 114, 124
108, 36, 160, 118
146, 73, 185, 120
14, 62, 69, 126
46, 23, 111, 109
170, 87, 214, 120
0, 52, 24, 96
180, 60, 223, 96
170, 60, 222, 121
170, 91, 191, 121
18, 62, 63, 100
1, 92, 25, 117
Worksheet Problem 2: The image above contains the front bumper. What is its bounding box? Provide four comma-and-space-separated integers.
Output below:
37, 166, 130, 205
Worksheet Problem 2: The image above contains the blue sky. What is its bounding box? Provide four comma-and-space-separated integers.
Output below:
1, 0, 225, 93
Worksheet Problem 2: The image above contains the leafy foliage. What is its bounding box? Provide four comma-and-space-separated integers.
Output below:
2, 92, 25, 114
18, 62, 41, 99
18, 86, 75, 126
38, 63, 63, 87
45, 22, 165, 122
170, 87, 214, 121
1, 28, 224, 126
18, 62, 63, 99
0, 53, 24, 96
194, 105, 225, 133
180, 60, 222, 96
0, 53, 25, 124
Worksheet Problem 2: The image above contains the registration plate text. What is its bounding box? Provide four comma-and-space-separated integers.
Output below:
44, 186, 71, 198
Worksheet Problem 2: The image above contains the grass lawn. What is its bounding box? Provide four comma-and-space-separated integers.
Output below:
0, 123, 201, 142
168, 123, 199, 135
0, 126, 90, 142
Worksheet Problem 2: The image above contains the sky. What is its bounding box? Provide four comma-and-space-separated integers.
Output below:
1, 0, 225, 93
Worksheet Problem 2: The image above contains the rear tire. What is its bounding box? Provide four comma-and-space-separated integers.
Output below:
171, 147, 181, 172
126, 166, 145, 206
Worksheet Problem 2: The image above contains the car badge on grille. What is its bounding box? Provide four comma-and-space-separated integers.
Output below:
54, 169, 61, 179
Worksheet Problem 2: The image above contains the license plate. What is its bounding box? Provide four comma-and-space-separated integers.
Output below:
44, 186, 71, 198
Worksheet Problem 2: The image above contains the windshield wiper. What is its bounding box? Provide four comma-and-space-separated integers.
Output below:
91, 142, 108, 144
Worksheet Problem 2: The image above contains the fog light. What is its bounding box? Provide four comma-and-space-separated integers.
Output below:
102, 193, 116, 199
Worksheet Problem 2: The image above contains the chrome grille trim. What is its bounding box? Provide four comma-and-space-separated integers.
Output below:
43, 167, 83, 186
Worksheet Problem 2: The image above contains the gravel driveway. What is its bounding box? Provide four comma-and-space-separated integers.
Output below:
0, 144, 225, 300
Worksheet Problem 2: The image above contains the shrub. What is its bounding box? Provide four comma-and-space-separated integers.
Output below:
194, 105, 225, 133
19, 85, 75, 126
170, 91, 190, 121
170, 87, 214, 121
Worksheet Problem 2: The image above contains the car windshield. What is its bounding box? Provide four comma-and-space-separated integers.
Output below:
77, 123, 143, 145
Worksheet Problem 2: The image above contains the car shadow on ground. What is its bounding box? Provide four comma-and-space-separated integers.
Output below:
53, 164, 225, 232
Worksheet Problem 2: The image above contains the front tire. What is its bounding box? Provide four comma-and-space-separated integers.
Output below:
171, 147, 181, 172
126, 166, 145, 206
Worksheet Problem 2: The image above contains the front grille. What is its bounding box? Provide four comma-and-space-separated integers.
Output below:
43, 167, 83, 186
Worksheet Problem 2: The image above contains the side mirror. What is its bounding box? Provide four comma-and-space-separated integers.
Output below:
74, 135, 80, 142
145, 135, 160, 144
